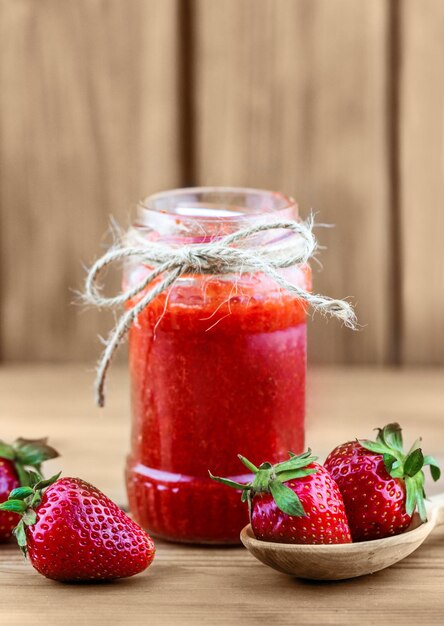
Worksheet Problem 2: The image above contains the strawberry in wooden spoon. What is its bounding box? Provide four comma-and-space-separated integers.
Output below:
210, 450, 352, 544
0, 473, 155, 582
0, 438, 59, 542
324, 422, 441, 541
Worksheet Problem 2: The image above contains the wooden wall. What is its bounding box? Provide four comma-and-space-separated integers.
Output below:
0, 0, 443, 365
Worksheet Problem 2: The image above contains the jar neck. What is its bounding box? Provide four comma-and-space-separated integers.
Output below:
132, 187, 298, 243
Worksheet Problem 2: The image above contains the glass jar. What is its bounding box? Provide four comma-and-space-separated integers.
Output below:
125, 187, 311, 543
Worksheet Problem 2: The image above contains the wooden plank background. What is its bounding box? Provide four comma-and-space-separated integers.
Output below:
194, 0, 391, 364
0, 0, 181, 361
399, 0, 444, 365
0, 0, 442, 365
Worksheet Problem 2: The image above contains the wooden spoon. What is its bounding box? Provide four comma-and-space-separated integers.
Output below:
240, 493, 444, 580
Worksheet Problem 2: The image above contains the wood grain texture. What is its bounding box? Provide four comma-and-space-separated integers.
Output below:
193, 0, 392, 364
0, 365, 443, 625
0, 365, 443, 506
241, 498, 444, 580
1, 527, 444, 626
399, 0, 444, 364
0, 0, 181, 361
1, 0, 444, 366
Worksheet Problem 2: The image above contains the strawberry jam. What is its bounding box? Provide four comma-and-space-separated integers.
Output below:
125, 188, 310, 543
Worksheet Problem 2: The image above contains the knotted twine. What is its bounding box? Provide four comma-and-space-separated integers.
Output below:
84, 218, 357, 407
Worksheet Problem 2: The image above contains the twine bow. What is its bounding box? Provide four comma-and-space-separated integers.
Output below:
84, 218, 357, 407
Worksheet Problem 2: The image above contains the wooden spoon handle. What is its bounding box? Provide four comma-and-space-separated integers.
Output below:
429, 493, 444, 527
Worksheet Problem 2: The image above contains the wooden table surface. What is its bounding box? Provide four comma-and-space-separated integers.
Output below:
1, 365, 443, 625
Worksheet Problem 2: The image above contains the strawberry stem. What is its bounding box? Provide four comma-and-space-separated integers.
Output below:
0, 437, 59, 488
0, 472, 61, 556
209, 450, 318, 520
360, 423, 441, 522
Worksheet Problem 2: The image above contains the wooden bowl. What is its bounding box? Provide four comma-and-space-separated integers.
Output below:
240, 512, 433, 580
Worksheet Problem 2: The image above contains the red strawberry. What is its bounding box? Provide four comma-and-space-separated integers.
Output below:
324, 423, 441, 542
0, 438, 59, 541
210, 450, 352, 544
0, 474, 155, 582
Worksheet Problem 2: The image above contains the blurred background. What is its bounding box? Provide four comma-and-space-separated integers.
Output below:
0, 0, 443, 367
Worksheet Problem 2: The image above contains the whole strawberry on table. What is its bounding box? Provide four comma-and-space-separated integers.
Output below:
324, 422, 441, 541
0, 437, 59, 542
210, 449, 352, 544
0, 473, 155, 582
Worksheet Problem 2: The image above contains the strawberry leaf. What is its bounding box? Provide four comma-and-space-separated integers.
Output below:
275, 468, 318, 483
14, 438, 59, 467
407, 437, 422, 456
0, 441, 15, 460
22, 509, 37, 526
289, 449, 313, 459
208, 471, 250, 491
359, 439, 391, 455
0, 499, 27, 513
423, 455, 441, 481
404, 472, 427, 521
254, 468, 272, 492
269, 479, 305, 517
259, 462, 272, 470
413, 471, 427, 522
379, 423, 403, 452
246, 491, 252, 519
13, 520, 27, 555
8, 486, 34, 500
34, 472, 62, 491
30, 491, 42, 508
274, 449, 318, 473
416, 493, 427, 522
382, 454, 398, 474
274, 457, 318, 473
405, 476, 417, 516
14, 463, 31, 487
388, 460, 404, 478
26, 470, 43, 487
376, 426, 390, 447
404, 448, 424, 477
237, 455, 259, 474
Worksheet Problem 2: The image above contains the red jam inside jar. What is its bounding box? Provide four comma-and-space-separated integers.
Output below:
125, 188, 311, 543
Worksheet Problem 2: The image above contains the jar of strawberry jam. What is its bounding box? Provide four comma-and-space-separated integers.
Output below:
125, 188, 311, 543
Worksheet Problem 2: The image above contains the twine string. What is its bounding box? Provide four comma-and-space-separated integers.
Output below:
84, 218, 357, 407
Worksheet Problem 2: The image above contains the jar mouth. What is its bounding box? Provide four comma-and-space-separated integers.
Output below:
137, 187, 297, 224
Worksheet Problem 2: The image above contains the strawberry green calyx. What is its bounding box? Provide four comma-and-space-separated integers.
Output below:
359, 422, 441, 522
0, 437, 59, 487
209, 449, 318, 518
0, 472, 61, 555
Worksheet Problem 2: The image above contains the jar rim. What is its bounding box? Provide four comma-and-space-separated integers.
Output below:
137, 186, 297, 224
